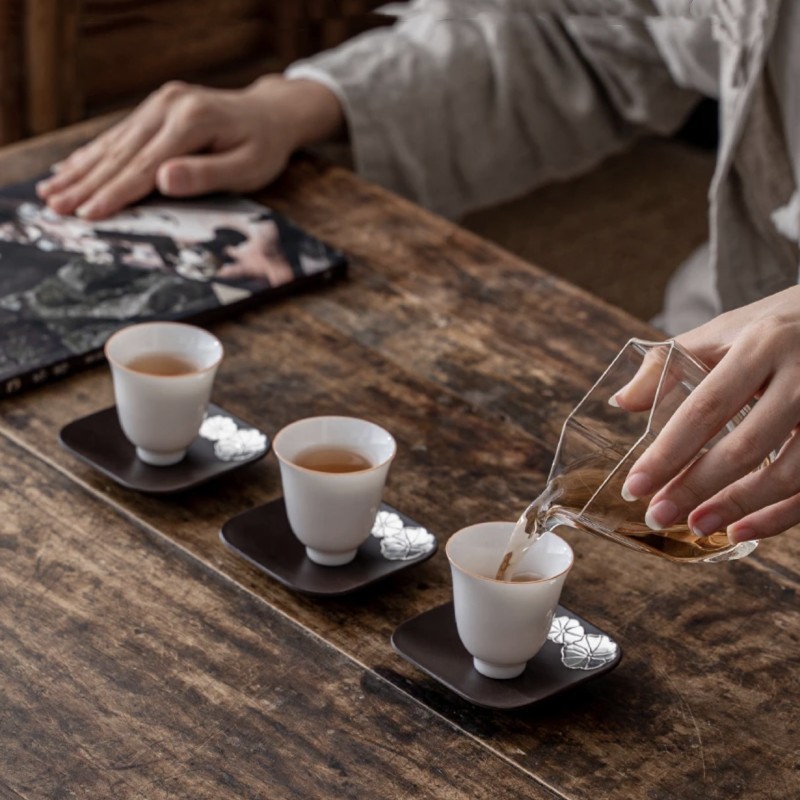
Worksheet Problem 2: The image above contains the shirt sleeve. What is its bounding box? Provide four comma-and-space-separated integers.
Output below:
286, 0, 702, 219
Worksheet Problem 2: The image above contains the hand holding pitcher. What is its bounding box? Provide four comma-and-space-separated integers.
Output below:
615, 286, 800, 547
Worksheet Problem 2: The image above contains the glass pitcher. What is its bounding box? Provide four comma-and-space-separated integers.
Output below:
537, 338, 770, 563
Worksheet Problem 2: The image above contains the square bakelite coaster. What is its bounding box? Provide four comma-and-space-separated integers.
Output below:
391, 602, 622, 710
59, 404, 269, 493
220, 499, 438, 597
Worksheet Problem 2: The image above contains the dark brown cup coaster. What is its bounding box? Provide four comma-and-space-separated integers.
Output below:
220, 498, 438, 597
59, 404, 270, 494
391, 602, 622, 710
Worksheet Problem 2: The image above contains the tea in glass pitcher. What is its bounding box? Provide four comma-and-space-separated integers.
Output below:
496, 339, 772, 579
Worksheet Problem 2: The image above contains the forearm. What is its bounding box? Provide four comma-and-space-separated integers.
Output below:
286, 1, 700, 219
247, 75, 345, 152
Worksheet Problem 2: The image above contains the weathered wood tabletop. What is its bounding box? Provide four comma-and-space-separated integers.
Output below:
1, 120, 798, 800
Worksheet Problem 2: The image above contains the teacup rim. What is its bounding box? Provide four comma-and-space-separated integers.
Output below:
273, 415, 397, 477
104, 321, 224, 378
446, 521, 574, 585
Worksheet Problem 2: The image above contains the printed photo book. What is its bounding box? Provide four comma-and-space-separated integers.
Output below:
0, 180, 347, 397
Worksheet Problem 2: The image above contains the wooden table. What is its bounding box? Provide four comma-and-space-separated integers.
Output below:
1, 120, 798, 800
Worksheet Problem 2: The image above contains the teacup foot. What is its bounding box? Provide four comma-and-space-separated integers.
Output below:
473, 657, 526, 680
305, 546, 358, 567
136, 447, 186, 467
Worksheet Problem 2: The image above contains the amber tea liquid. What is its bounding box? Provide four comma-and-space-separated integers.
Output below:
294, 447, 373, 473
126, 353, 198, 376
510, 571, 545, 582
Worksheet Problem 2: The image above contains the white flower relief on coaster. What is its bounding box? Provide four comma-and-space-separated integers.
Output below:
561, 633, 619, 671
546, 615, 619, 671
370, 511, 436, 561
547, 615, 586, 645
371, 511, 405, 539
213, 429, 268, 462
199, 415, 268, 462
199, 416, 238, 442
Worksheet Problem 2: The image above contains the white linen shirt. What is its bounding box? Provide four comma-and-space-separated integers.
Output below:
287, 1, 799, 334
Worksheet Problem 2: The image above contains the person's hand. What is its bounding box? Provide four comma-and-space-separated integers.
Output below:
614, 285, 800, 543
36, 76, 344, 220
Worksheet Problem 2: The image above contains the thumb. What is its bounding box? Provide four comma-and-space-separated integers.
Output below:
156, 150, 249, 197
611, 346, 671, 412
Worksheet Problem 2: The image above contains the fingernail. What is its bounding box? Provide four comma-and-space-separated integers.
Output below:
76, 200, 102, 219
159, 169, 179, 195
728, 526, 756, 544
645, 499, 679, 530
608, 395, 620, 408
36, 179, 51, 196
691, 513, 723, 537
51, 161, 63, 172
622, 472, 653, 501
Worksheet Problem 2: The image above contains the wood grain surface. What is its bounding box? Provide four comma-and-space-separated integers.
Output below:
0, 435, 550, 799
1, 127, 799, 800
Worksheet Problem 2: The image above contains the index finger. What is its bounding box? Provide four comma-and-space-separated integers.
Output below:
75, 117, 211, 219
621, 347, 771, 501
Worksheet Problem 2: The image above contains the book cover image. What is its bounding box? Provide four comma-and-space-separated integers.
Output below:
0, 181, 347, 396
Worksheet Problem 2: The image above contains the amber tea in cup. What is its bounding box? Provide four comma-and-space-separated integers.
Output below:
293, 447, 373, 473
447, 521, 573, 679
105, 321, 223, 466
125, 353, 199, 376
273, 416, 396, 566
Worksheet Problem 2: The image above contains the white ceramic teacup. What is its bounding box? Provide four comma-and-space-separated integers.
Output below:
273, 416, 397, 566
105, 321, 223, 466
446, 521, 574, 680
